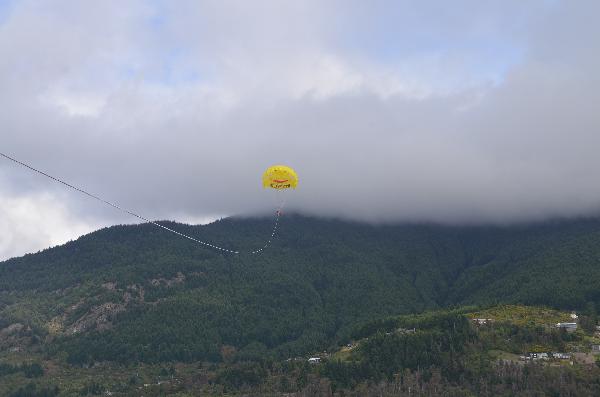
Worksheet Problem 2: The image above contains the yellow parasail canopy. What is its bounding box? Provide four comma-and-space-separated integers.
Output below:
262, 165, 298, 189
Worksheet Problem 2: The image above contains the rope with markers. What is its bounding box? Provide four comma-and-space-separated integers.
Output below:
0, 151, 282, 255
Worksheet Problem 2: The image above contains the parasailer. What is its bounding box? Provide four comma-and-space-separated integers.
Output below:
245, 165, 297, 254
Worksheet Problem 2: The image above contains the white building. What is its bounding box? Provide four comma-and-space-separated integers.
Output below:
556, 322, 577, 332
472, 318, 493, 325
528, 352, 549, 360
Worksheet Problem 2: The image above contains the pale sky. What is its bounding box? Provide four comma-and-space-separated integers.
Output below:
1, 0, 600, 260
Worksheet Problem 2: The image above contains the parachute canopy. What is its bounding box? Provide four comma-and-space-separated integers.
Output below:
262, 165, 298, 189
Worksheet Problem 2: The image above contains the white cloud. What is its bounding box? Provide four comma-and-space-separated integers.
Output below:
1, 0, 600, 259
0, 189, 100, 261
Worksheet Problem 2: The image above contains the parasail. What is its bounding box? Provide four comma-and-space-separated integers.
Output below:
262, 165, 298, 190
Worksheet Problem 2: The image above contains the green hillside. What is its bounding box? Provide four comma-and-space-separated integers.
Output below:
318, 304, 600, 396
3, 215, 600, 395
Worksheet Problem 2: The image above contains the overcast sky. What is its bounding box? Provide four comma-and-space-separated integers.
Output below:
1, 0, 600, 260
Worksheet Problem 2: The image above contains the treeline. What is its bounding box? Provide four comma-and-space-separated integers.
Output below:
322, 312, 476, 389
297, 363, 600, 396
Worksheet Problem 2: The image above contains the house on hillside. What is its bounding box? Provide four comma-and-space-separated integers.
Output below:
552, 352, 571, 360
308, 357, 321, 364
528, 352, 549, 360
472, 318, 493, 325
591, 344, 600, 353
556, 322, 577, 332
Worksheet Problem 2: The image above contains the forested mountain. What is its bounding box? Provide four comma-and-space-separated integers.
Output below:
3, 214, 600, 395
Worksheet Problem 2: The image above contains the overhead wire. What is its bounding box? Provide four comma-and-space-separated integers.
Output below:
0, 151, 282, 255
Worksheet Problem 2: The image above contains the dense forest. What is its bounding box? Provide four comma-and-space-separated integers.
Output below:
3, 215, 600, 394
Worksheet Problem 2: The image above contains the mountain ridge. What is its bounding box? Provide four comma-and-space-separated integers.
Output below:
2, 214, 600, 366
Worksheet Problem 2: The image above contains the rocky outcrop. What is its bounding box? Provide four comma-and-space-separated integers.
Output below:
66, 302, 126, 334
0, 322, 24, 337
0, 323, 33, 351
150, 272, 186, 287
43, 272, 190, 337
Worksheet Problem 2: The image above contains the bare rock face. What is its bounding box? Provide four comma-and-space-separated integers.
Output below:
66, 302, 126, 334
43, 272, 189, 337
102, 281, 117, 290
47, 317, 63, 335
150, 272, 186, 287
0, 323, 33, 351
126, 284, 145, 303
123, 291, 133, 304
0, 323, 24, 337
46, 299, 86, 335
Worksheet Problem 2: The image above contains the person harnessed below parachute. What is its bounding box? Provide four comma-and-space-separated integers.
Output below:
261, 165, 297, 218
